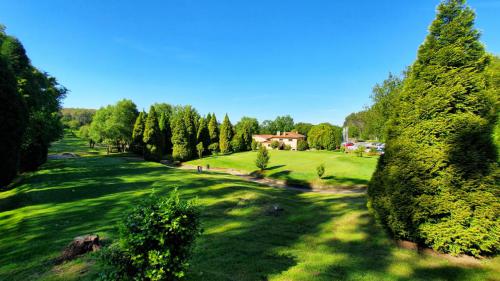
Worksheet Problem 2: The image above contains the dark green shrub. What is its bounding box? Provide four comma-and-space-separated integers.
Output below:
297, 139, 308, 151
102, 192, 201, 280
316, 164, 325, 178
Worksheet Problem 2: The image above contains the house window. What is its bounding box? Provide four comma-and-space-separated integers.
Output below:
288, 139, 292, 141
279, 139, 283, 141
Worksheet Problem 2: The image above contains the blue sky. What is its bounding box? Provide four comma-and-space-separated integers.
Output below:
1, 0, 498, 126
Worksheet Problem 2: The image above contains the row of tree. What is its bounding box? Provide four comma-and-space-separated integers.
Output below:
365, 0, 499, 256
83, 102, 345, 161
0, 25, 66, 186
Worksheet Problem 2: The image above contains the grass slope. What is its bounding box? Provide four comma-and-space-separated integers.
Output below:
0, 134, 498, 280
186, 150, 378, 188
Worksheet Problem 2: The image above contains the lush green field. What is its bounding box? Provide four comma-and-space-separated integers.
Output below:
186, 150, 378, 188
0, 134, 498, 281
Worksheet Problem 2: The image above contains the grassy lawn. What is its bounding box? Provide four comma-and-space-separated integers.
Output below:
186, 150, 378, 188
0, 134, 498, 281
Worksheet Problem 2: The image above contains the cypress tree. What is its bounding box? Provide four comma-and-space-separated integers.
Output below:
131, 111, 146, 154
208, 113, 219, 145
0, 54, 27, 186
143, 106, 162, 161
196, 116, 210, 153
158, 112, 172, 154
171, 114, 191, 161
368, 0, 498, 256
183, 106, 198, 157
219, 114, 233, 154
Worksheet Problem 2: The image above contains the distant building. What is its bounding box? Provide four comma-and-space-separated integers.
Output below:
252, 131, 305, 150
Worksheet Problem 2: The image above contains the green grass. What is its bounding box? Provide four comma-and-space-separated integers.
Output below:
0, 134, 498, 281
186, 150, 378, 188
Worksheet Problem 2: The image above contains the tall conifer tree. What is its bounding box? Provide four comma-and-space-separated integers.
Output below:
208, 113, 219, 145
219, 114, 233, 154
196, 116, 210, 151
143, 106, 162, 161
368, 0, 498, 256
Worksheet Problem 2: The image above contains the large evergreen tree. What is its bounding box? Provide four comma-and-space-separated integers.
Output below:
208, 113, 219, 145
219, 114, 233, 154
368, 0, 498, 256
131, 111, 146, 154
183, 106, 198, 157
143, 106, 163, 161
158, 112, 172, 154
171, 113, 191, 161
196, 116, 210, 153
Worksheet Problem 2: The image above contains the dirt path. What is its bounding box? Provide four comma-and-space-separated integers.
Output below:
178, 164, 367, 195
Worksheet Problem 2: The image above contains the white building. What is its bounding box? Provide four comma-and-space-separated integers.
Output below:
252, 131, 306, 150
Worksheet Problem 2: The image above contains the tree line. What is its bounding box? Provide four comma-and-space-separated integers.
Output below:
80, 104, 345, 162
61, 108, 96, 130
0, 25, 66, 187
360, 0, 498, 256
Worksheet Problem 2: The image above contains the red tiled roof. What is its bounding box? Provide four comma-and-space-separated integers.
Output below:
253, 132, 305, 140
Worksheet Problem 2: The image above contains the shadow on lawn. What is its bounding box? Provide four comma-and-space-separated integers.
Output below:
322, 175, 369, 186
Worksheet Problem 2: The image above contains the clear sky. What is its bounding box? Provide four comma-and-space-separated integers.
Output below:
0, 0, 498, 125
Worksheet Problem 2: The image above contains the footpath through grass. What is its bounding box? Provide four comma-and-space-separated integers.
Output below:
0, 133, 498, 280
186, 150, 378, 188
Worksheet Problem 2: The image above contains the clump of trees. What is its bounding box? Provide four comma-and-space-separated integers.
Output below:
0, 25, 66, 186
344, 73, 403, 141
368, 0, 499, 256
85, 99, 347, 163
61, 108, 96, 130
88, 99, 138, 154
260, 115, 294, 134
308, 123, 342, 150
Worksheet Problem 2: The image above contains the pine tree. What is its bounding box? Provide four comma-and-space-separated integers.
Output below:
171, 114, 191, 161
143, 106, 162, 161
131, 111, 146, 154
219, 114, 233, 154
208, 113, 219, 145
368, 0, 498, 256
158, 112, 172, 154
183, 106, 198, 157
196, 116, 210, 152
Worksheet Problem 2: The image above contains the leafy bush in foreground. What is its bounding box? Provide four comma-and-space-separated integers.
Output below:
101, 192, 201, 280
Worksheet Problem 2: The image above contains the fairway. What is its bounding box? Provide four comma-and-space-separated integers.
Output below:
0, 134, 498, 281
186, 150, 378, 188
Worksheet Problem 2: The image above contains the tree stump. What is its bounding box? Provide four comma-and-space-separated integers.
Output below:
58, 234, 101, 262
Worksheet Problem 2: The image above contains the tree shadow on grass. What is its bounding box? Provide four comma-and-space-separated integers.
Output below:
321, 175, 369, 186
265, 164, 286, 171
